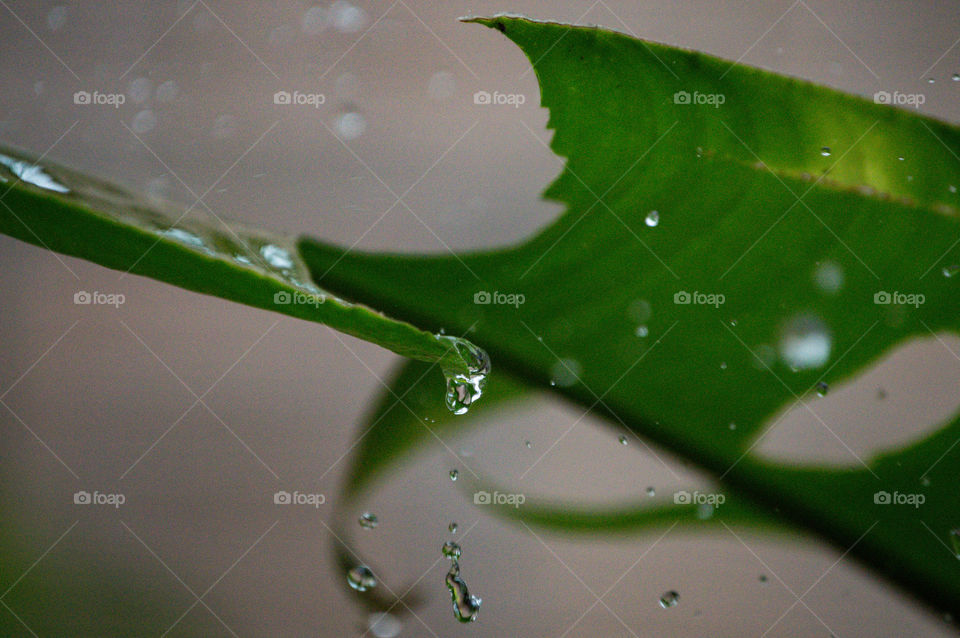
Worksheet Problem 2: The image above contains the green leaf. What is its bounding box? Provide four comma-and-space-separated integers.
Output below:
2, 12, 959, 620
300, 15, 960, 614
0, 149, 481, 377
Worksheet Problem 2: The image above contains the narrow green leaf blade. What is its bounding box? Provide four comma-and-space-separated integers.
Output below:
0, 148, 479, 376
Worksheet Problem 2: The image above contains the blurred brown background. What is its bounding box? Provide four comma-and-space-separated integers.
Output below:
1, 1, 959, 635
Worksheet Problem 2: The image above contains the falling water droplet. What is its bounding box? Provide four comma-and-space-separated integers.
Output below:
719, 361, 727, 370
943, 264, 960, 278
659, 590, 680, 608
728, 422, 737, 430
367, 612, 402, 638
953, 73, 960, 82
442, 339, 490, 415
524, 440, 532, 449
779, 314, 832, 370
619, 435, 628, 445
950, 185, 958, 193
442, 541, 462, 560
928, 77, 936, 84
759, 574, 768, 584
645, 210, 660, 227
448, 521, 458, 534
635, 325, 649, 337
816, 381, 829, 397
347, 565, 377, 591
445, 561, 481, 622
449, 469, 459, 481
820, 147, 831, 157
646, 486, 656, 497
359, 512, 378, 529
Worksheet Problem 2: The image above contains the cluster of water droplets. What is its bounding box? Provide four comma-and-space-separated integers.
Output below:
441, 338, 491, 415
442, 540, 481, 622
347, 511, 381, 594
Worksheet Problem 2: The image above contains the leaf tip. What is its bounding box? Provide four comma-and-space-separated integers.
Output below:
457, 15, 506, 32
